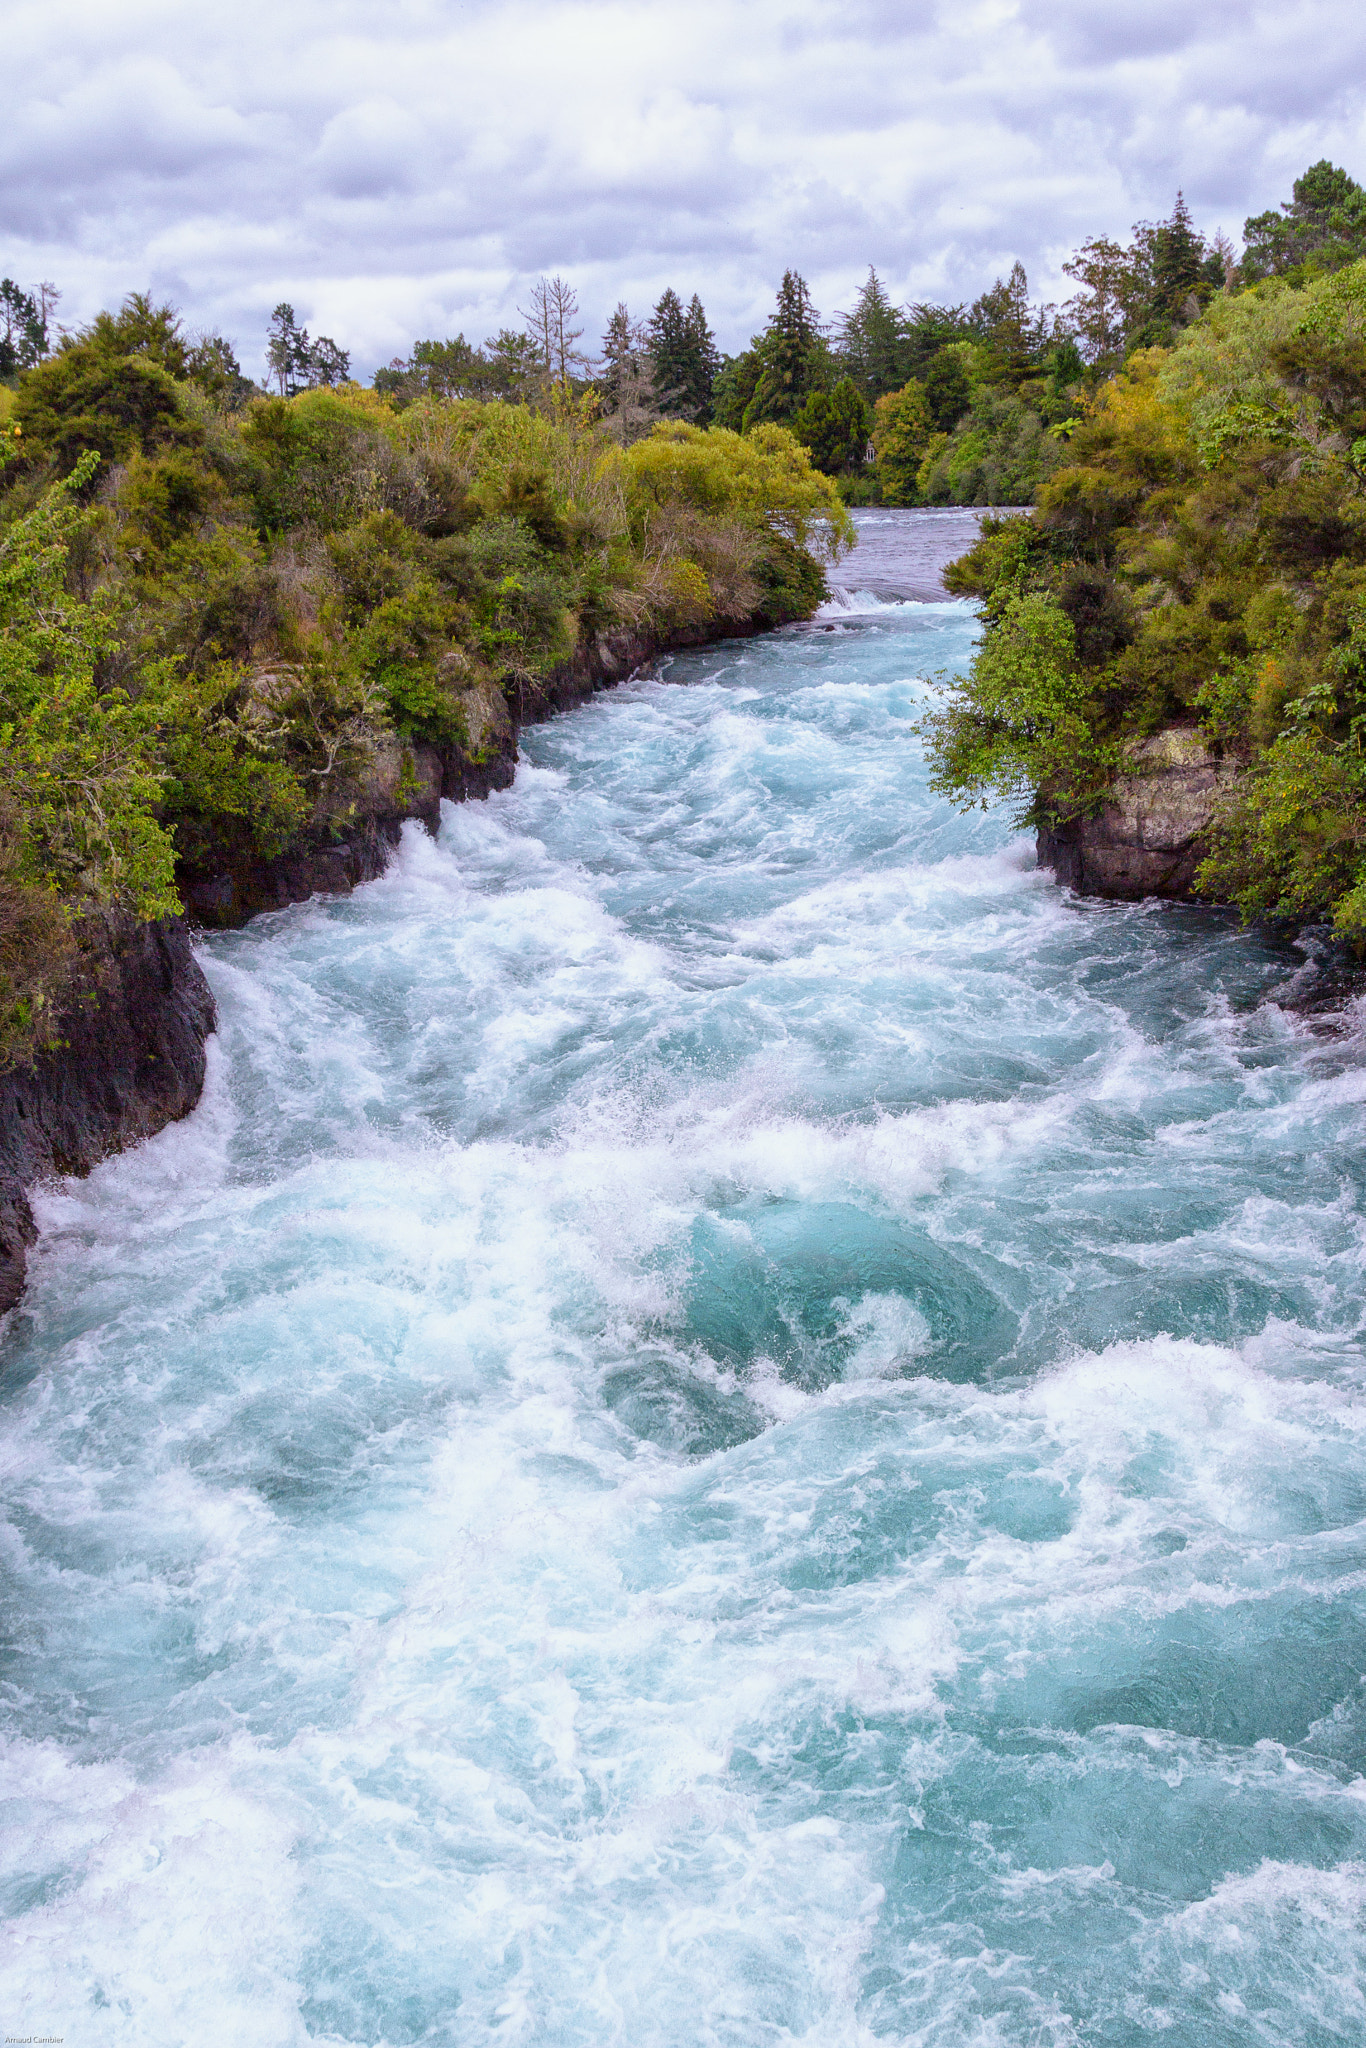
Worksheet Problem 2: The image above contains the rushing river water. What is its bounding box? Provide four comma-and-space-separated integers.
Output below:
3, 510, 1366, 2046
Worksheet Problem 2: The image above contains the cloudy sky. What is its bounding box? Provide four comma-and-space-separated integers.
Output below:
5, 0, 1366, 378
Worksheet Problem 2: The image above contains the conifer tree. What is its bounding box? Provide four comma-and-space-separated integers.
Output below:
648, 289, 689, 414
598, 303, 657, 441
970, 262, 1037, 380
0, 281, 51, 380
1243, 160, 1366, 278
647, 290, 719, 423
266, 304, 310, 396
743, 270, 827, 428
681, 295, 720, 422
835, 270, 906, 400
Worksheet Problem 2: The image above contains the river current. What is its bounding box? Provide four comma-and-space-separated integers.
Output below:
3, 509, 1366, 2045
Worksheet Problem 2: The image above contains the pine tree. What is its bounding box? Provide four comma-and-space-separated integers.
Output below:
1150, 194, 1205, 323
835, 270, 905, 400
1243, 160, 1366, 279
0, 280, 49, 380
647, 291, 720, 422
681, 295, 720, 422
266, 304, 310, 396
648, 288, 689, 415
970, 262, 1035, 380
744, 271, 826, 427
767, 269, 821, 403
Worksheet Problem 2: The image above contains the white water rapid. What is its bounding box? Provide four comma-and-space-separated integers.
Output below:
2, 510, 1365, 2046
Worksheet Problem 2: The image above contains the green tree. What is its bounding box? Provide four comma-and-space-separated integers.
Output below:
917, 592, 1114, 821
871, 380, 931, 504
793, 376, 871, 475
267, 304, 311, 396
835, 270, 907, 400
647, 291, 720, 422
185, 333, 253, 407
681, 295, 720, 422
1062, 236, 1148, 369
923, 346, 973, 430
266, 305, 350, 395
0, 455, 177, 916
970, 261, 1039, 379
901, 302, 975, 379
710, 349, 763, 431
1243, 160, 1366, 281
742, 271, 828, 428
0, 281, 49, 381
12, 347, 196, 475
648, 288, 689, 414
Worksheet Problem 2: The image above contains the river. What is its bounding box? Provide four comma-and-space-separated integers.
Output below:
2, 509, 1365, 2045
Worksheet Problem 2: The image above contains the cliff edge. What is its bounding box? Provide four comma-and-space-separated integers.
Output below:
1036, 729, 1235, 901
0, 917, 216, 1313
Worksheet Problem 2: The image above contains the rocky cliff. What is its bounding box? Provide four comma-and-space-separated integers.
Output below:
179, 666, 518, 928
1036, 728, 1235, 900
0, 916, 216, 1311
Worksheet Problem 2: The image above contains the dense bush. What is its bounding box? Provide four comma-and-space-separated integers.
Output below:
923, 259, 1366, 938
0, 298, 848, 1063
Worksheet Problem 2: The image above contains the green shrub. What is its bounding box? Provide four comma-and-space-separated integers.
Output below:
918, 593, 1117, 823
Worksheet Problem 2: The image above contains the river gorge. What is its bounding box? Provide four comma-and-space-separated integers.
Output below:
2, 510, 1364, 2045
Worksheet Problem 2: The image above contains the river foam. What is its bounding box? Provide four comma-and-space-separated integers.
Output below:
2, 579, 1365, 2044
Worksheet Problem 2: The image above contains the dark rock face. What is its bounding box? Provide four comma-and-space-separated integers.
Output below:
0, 916, 217, 1311
1037, 730, 1236, 901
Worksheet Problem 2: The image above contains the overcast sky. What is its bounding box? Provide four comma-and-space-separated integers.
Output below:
5, 0, 1365, 379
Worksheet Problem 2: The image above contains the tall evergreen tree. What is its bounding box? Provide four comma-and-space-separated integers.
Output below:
0, 280, 51, 380
680, 294, 720, 422
970, 262, 1040, 380
647, 290, 719, 422
1243, 159, 1366, 279
1148, 194, 1206, 323
1127, 194, 1223, 345
900, 302, 974, 380
266, 304, 310, 396
648, 288, 690, 415
744, 270, 827, 427
835, 270, 906, 400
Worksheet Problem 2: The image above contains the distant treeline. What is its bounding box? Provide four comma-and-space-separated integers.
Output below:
371, 159, 1366, 507
5, 159, 1364, 512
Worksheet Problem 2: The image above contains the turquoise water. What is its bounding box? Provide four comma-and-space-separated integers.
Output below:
3, 541, 1366, 2044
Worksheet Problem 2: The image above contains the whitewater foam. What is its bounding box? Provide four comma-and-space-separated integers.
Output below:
2, 591, 1364, 2044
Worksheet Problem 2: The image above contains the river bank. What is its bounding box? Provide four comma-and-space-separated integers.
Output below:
0, 594, 811, 1312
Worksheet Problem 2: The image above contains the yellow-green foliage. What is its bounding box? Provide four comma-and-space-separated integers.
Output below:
0, 300, 841, 1063
872, 382, 931, 506
928, 261, 1366, 935
625, 421, 854, 559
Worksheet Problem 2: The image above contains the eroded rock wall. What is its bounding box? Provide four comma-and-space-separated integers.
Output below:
1037, 729, 1236, 901
0, 917, 217, 1311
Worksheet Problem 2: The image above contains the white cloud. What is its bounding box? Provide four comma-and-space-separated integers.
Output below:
2, 0, 1364, 376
